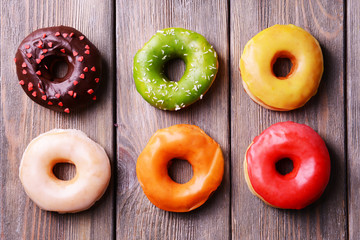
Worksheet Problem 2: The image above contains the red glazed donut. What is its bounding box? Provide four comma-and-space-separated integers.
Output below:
14, 26, 102, 113
244, 121, 330, 209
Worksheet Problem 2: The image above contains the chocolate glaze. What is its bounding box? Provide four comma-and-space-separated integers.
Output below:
15, 26, 102, 113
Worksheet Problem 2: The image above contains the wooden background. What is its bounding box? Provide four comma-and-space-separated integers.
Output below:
0, 0, 356, 239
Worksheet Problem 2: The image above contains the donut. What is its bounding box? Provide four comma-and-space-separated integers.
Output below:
240, 24, 323, 111
136, 124, 224, 212
14, 26, 102, 113
244, 121, 330, 209
133, 28, 218, 111
19, 129, 111, 213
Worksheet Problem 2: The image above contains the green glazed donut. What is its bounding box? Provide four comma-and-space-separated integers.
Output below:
133, 28, 218, 111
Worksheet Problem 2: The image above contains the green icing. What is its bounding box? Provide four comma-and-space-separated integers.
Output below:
133, 28, 218, 111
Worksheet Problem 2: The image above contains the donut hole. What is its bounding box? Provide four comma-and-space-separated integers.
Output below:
164, 58, 186, 82
272, 52, 295, 79
275, 158, 294, 175
40, 55, 72, 82
53, 161, 76, 181
51, 58, 69, 79
168, 158, 193, 184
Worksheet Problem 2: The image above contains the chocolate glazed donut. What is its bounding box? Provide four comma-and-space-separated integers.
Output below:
15, 26, 102, 113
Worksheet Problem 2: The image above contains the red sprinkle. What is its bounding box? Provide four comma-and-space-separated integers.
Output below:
22, 70, 27, 75
32, 91, 37, 97
77, 56, 84, 62
14, 58, 17, 63
92, 96, 96, 100
22, 62, 27, 68
42, 49, 48, 53
95, 78, 99, 83
84, 50, 90, 55
48, 101, 53, 105
62, 33, 68, 38
25, 45, 30, 49
79, 36, 84, 40
40, 55, 45, 60
79, 73, 85, 79
37, 40, 43, 48
38, 83, 42, 88
48, 42, 53, 48
73, 81, 79, 86
87, 89, 94, 94
64, 108, 70, 113
36, 59, 41, 64
36, 71, 41, 76
73, 51, 78, 57
55, 32, 60, 36
26, 53, 32, 58
60, 48, 65, 53
69, 32, 74, 37
19, 80, 25, 85
44, 65, 48, 69
28, 82, 33, 91
42, 33, 46, 38
41, 95, 47, 100
68, 90, 74, 96
55, 93, 60, 98
85, 45, 90, 49
58, 102, 63, 106
91, 66, 96, 72
83, 67, 88, 72
73, 92, 77, 98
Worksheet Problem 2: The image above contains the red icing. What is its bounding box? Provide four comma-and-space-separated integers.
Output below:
246, 121, 330, 209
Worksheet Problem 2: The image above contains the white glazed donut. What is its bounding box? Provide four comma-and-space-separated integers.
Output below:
19, 129, 111, 213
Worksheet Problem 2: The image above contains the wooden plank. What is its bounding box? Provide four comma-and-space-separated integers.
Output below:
230, 0, 346, 239
0, 0, 114, 239
115, 0, 229, 239
347, 0, 360, 239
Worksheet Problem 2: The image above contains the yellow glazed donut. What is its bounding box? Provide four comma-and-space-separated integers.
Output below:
19, 129, 111, 213
240, 24, 323, 111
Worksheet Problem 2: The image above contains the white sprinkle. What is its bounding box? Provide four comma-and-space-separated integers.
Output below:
160, 84, 166, 89
153, 96, 157, 100
193, 85, 198, 91
146, 68, 150, 71
148, 59, 153, 62
200, 94, 203, 99
161, 49, 165, 54
183, 53, 187, 56
157, 30, 164, 33
214, 52, 217, 57
191, 63, 195, 67
208, 48, 213, 52
185, 31, 190, 35
157, 100, 164, 104
209, 65, 216, 70
149, 63, 152, 66
181, 45, 184, 50
180, 103, 185, 107
169, 84, 173, 87
163, 45, 170, 48
153, 55, 158, 58
210, 74, 214, 77
175, 39, 178, 44
175, 105, 181, 111
162, 78, 167, 82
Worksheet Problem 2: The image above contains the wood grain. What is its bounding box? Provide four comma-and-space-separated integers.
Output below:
0, 0, 114, 239
347, 0, 360, 239
230, 0, 346, 239
115, 0, 229, 239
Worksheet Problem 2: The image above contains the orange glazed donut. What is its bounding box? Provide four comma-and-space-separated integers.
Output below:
19, 129, 111, 213
136, 124, 224, 212
240, 24, 324, 111
244, 122, 330, 209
